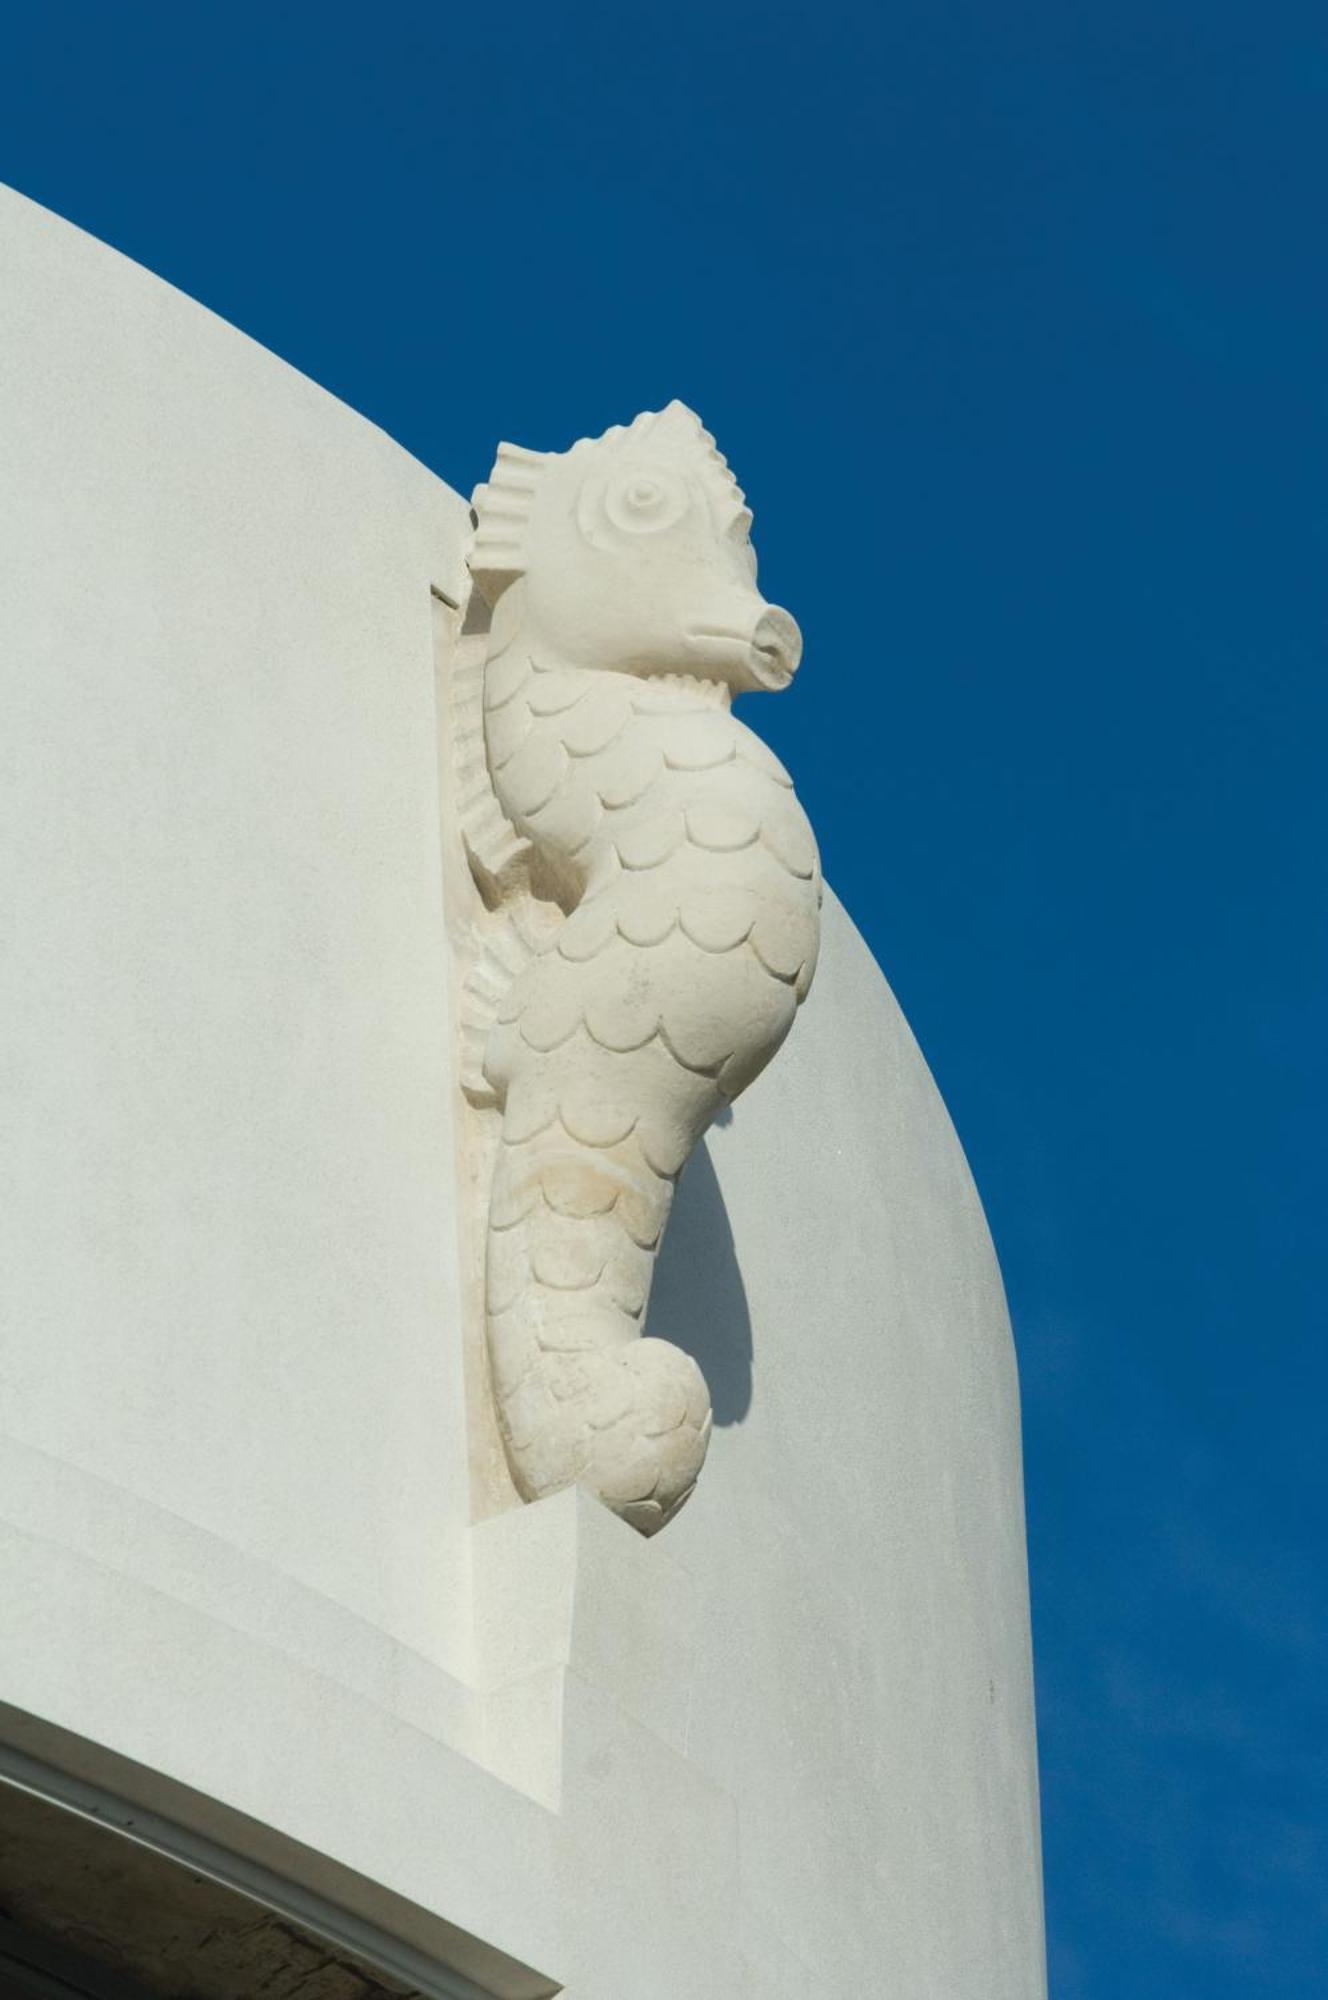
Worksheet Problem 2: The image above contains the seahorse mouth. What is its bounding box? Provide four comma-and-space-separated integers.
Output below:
688, 605, 802, 693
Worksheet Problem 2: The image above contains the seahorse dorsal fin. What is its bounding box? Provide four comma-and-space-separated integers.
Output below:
459, 908, 538, 1106
451, 618, 534, 898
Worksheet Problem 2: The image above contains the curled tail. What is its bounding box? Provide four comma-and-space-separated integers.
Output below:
477, 867, 811, 1532
486, 1056, 713, 1533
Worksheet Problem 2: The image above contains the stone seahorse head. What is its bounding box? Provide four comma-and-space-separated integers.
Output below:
470, 399, 802, 698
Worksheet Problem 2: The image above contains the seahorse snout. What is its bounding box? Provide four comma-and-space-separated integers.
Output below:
748, 605, 802, 691
687, 601, 803, 693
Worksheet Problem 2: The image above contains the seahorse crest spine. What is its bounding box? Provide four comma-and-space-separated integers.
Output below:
464, 403, 821, 1535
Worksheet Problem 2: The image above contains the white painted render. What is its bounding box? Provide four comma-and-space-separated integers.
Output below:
0, 182, 1046, 1998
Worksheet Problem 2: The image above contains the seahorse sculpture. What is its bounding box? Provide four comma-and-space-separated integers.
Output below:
457, 402, 821, 1535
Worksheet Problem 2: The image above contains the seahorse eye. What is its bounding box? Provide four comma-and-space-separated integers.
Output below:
602, 466, 688, 535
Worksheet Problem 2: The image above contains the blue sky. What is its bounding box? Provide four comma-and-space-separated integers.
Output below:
5, 4, 1325, 1990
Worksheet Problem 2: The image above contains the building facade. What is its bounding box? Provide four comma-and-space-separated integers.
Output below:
0, 184, 1046, 1998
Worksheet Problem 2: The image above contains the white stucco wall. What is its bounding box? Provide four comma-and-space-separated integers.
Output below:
0, 182, 1045, 1999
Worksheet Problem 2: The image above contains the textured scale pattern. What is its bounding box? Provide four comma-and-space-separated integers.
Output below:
465, 405, 821, 1534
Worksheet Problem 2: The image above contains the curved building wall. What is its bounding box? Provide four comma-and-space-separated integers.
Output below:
0, 183, 1045, 1999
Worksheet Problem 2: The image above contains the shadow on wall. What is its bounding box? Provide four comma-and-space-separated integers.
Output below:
649, 1133, 753, 1425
